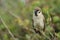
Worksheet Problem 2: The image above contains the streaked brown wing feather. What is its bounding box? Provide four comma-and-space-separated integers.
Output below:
43, 17, 45, 31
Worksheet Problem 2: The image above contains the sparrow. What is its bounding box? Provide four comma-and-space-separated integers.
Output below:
32, 7, 45, 34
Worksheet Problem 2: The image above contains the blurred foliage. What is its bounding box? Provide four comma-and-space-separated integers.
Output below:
0, 0, 60, 40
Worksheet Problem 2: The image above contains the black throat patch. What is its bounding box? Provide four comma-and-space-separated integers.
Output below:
35, 10, 39, 16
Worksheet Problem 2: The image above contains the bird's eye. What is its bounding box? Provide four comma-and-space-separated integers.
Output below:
38, 11, 40, 13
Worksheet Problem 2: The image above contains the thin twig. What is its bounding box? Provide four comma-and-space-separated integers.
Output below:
39, 31, 51, 40
8, 11, 20, 19
0, 16, 17, 40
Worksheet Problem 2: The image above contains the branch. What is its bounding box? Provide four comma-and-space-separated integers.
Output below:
0, 16, 17, 40
8, 11, 20, 19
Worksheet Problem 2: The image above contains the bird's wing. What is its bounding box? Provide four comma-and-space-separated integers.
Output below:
32, 18, 34, 28
43, 16, 45, 31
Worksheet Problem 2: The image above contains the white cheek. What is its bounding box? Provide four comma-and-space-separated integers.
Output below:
38, 12, 42, 16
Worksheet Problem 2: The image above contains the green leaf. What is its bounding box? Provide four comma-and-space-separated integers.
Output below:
53, 16, 60, 23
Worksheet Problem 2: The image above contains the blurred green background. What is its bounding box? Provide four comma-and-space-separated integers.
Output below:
0, 0, 60, 40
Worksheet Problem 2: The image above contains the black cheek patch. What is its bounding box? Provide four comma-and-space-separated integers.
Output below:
35, 10, 39, 16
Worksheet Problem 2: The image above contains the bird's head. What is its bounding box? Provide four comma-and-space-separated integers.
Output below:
34, 7, 42, 16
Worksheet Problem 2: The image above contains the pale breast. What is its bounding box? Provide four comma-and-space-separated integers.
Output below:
33, 14, 44, 29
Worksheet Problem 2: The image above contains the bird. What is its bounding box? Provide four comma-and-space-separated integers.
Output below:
32, 7, 45, 34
